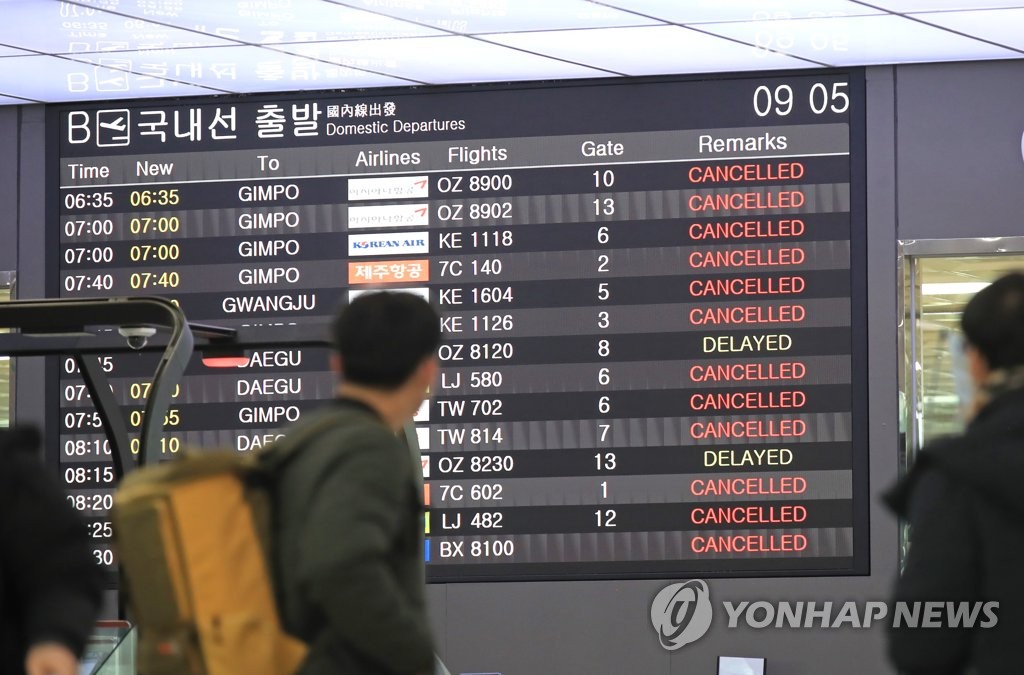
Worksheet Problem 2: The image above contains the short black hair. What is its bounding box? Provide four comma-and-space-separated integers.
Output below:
961, 271, 1024, 370
332, 292, 441, 389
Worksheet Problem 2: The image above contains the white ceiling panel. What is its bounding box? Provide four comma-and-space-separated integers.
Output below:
0, 0, 234, 54
869, 1, 1024, 10
700, 13, 1020, 66
485, 25, 815, 75
594, 0, 883, 24
67, 45, 416, 92
0, 54, 219, 102
911, 8, 1024, 50
0, 1, 1021, 104
67, 0, 445, 43
273, 36, 612, 84
332, 0, 661, 33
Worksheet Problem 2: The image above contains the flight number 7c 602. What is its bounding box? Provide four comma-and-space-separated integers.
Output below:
438, 483, 505, 502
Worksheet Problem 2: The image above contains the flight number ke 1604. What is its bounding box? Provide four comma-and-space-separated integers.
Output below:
436, 286, 513, 306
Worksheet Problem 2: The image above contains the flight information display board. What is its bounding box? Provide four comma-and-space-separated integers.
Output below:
48, 71, 868, 581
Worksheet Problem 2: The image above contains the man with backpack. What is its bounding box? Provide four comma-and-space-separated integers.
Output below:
271, 291, 440, 674
0, 426, 102, 675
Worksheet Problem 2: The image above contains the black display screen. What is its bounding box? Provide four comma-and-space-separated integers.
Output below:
48, 70, 868, 581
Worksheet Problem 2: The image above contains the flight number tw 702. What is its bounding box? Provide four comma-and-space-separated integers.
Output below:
437, 399, 503, 417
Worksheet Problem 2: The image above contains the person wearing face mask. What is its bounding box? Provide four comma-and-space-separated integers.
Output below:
886, 271, 1024, 675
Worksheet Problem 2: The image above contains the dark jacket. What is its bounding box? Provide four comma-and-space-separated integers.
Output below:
0, 427, 102, 675
886, 387, 1024, 675
271, 400, 434, 675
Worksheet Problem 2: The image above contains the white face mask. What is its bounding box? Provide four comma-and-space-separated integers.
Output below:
948, 331, 975, 423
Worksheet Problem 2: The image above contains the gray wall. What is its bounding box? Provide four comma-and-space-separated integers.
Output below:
22, 58, 1024, 674
15, 104, 47, 428
896, 60, 1024, 240
0, 106, 18, 272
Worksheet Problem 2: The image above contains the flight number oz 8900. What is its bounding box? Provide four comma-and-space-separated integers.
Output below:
436, 174, 512, 193
437, 483, 504, 501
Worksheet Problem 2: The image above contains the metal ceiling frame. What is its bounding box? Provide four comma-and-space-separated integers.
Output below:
0, 297, 195, 476
0, 295, 331, 476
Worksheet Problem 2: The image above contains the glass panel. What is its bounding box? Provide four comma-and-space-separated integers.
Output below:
913, 254, 1024, 449
83, 623, 135, 675
901, 251, 1024, 569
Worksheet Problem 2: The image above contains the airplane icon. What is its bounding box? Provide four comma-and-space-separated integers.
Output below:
95, 109, 130, 146
99, 117, 126, 131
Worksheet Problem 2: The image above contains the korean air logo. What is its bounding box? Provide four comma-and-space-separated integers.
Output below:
348, 231, 429, 256
651, 580, 713, 650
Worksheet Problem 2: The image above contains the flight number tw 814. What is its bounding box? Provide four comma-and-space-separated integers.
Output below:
436, 427, 504, 445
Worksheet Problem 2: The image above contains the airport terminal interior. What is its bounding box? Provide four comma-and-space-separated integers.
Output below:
3, 1, 1024, 674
